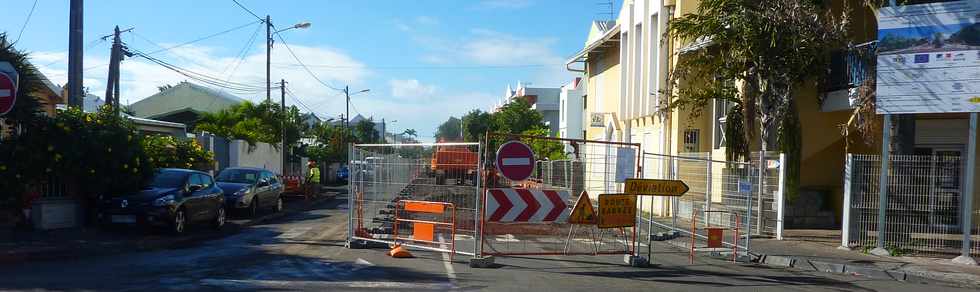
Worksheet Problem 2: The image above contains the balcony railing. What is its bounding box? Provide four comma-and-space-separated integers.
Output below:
825, 42, 876, 92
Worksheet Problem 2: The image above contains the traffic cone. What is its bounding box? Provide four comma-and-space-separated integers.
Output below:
389, 244, 413, 258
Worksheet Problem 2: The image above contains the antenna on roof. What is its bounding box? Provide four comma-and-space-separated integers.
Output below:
596, 0, 614, 21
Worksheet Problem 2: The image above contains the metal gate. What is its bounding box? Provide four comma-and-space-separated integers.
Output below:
479, 133, 642, 257
347, 142, 483, 257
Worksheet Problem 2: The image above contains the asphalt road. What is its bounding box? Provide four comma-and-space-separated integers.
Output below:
0, 195, 972, 292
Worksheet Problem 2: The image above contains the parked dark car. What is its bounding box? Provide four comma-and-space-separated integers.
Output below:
215, 167, 284, 217
100, 168, 226, 234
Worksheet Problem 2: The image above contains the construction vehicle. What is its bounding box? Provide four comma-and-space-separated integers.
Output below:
430, 141, 479, 185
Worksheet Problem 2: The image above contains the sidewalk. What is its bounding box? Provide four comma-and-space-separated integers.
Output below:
749, 229, 980, 288
0, 192, 337, 266
649, 216, 980, 288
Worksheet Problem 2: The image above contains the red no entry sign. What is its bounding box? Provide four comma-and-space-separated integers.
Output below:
0, 72, 16, 116
495, 141, 534, 181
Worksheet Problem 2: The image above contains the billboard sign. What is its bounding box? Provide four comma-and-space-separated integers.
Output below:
876, 1, 980, 114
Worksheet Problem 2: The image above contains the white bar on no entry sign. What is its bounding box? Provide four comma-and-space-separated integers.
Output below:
501, 157, 530, 166
0, 89, 10, 97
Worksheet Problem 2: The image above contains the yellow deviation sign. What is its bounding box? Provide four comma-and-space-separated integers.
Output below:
624, 178, 690, 197
568, 191, 597, 225
598, 194, 637, 228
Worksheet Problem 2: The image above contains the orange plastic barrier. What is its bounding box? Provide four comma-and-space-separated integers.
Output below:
392, 200, 457, 261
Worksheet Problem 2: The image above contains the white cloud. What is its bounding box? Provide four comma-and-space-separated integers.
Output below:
461, 29, 562, 66
478, 0, 534, 9
31, 43, 369, 107
390, 79, 437, 99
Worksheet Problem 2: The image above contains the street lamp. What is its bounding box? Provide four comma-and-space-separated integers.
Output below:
267, 17, 311, 102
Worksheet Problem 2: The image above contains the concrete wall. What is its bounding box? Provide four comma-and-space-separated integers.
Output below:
228, 140, 283, 175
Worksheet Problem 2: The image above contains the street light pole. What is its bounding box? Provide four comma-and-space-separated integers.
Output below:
281, 79, 287, 176
266, 15, 272, 103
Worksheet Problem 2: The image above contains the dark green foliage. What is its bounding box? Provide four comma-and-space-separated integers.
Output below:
435, 116, 462, 141
195, 100, 304, 149
665, 0, 848, 201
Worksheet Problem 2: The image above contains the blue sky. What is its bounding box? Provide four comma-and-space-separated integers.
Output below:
0, 0, 613, 140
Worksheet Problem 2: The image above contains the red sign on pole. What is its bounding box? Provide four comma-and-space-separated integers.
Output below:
0, 72, 16, 116
495, 141, 535, 182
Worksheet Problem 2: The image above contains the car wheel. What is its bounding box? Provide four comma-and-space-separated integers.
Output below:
172, 209, 186, 235
274, 196, 283, 213
248, 199, 259, 218
213, 207, 226, 229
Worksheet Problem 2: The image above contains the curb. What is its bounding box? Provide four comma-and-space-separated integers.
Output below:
0, 194, 335, 266
658, 237, 980, 288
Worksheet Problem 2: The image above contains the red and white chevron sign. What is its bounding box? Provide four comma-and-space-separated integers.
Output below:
486, 188, 569, 223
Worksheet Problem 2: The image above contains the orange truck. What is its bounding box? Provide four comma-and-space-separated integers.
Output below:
430, 143, 479, 185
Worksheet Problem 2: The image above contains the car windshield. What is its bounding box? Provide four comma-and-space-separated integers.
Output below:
216, 169, 260, 184
148, 171, 187, 189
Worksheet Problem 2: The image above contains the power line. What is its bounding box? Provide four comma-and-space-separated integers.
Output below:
145, 20, 260, 55
14, 0, 39, 43
230, 0, 264, 22
130, 48, 271, 93
222, 22, 263, 80
270, 63, 562, 70
273, 31, 344, 93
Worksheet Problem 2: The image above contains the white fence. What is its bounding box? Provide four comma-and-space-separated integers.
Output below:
642, 152, 787, 251
842, 154, 980, 256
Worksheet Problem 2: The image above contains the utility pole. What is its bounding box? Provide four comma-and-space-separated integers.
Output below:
103, 26, 132, 116
345, 86, 350, 148
266, 15, 272, 103
67, 0, 84, 108
281, 79, 287, 176
104, 26, 121, 115
382, 118, 385, 144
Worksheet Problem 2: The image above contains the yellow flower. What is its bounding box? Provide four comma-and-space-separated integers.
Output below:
132, 168, 137, 173
0, 165, 5, 171
45, 168, 51, 173
107, 147, 112, 153
47, 145, 54, 152
123, 164, 129, 169
90, 169, 95, 174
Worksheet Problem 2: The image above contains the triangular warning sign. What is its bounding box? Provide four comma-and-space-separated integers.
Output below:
568, 191, 597, 225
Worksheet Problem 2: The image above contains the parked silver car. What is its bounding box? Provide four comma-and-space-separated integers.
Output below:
215, 167, 284, 217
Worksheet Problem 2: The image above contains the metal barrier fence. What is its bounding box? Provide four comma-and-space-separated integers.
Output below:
481, 133, 641, 257
843, 154, 980, 256
348, 142, 482, 257
641, 151, 785, 253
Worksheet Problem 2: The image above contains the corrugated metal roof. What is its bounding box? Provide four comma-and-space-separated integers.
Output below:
129, 81, 245, 119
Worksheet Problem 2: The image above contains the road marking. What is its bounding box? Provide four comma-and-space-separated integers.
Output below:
352, 258, 374, 272
496, 234, 519, 242
277, 227, 312, 239
200, 279, 453, 290
437, 234, 458, 285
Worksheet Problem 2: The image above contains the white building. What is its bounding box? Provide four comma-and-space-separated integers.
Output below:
558, 78, 585, 139
497, 82, 561, 137
618, 0, 671, 155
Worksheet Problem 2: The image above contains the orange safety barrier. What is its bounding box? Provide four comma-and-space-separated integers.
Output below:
392, 200, 457, 261
691, 210, 740, 264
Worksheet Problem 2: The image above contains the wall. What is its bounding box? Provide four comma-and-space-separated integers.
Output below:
228, 140, 283, 175
559, 81, 584, 139
585, 42, 622, 141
